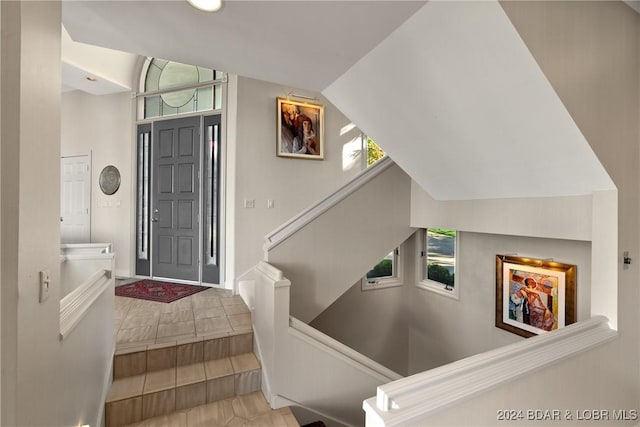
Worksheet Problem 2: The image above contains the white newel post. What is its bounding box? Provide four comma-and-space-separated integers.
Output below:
254, 261, 291, 404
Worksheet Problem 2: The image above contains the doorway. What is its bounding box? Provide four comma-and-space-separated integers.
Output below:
136, 115, 222, 284
60, 153, 91, 243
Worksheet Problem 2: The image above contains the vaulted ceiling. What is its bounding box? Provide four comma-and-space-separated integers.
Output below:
62, 0, 617, 200
62, 0, 424, 91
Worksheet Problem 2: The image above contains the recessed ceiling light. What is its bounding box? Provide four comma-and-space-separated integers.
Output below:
86, 76, 97, 82
187, 0, 222, 12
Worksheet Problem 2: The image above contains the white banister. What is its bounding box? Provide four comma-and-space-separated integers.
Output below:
252, 261, 405, 426
60, 242, 112, 254
256, 260, 284, 281
264, 156, 394, 253
289, 317, 402, 383
365, 316, 617, 426
60, 268, 113, 340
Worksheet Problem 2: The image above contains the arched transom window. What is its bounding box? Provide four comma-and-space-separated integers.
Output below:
140, 57, 223, 119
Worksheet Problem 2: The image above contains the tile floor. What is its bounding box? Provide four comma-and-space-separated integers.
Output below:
114, 282, 251, 351
113, 281, 299, 427
122, 391, 299, 427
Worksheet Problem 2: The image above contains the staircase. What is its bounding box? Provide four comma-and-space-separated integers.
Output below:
105, 312, 298, 427
264, 157, 414, 323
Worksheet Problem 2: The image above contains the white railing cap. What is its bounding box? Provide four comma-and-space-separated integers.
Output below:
368, 316, 617, 426
264, 156, 394, 253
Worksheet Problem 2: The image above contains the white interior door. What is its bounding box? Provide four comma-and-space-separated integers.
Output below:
60, 154, 91, 243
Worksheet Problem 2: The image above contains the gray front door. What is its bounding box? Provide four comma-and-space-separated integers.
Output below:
152, 117, 201, 281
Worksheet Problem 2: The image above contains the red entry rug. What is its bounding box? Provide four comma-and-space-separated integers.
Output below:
115, 280, 208, 303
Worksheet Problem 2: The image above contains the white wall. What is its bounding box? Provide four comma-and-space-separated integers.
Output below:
309, 227, 591, 378
408, 231, 591, 374
60, 285, 114, 427
323, 0, 614, 201
1, 3, 68, 425
233, 76, 365, 278
267, 163, 415, 323
60, 74, 363, 285
411, 185, 593, 241
310, 234, 416, 376
411, 2, 640, 424
61, 90, 133, 277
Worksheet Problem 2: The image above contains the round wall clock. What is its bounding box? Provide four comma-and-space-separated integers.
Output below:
99, 165, 121, 195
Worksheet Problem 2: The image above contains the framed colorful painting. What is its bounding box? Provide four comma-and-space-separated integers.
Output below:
495, 255, 576, 338
276, 97, 324, 160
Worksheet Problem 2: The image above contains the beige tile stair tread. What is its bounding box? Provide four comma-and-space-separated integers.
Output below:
123, 392, 299, 427
111, 288, 263, 427
143, 367, 176, 394
114, 331, 255, 379
177, 363, 206, 387
109, 352, 260, 400
204, 357, 234, 380
107, 374, 146, 402
230, 353, 260, 373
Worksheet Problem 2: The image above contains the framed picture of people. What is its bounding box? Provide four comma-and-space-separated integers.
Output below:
495, 255, 576, 338
276, 97, 324, 160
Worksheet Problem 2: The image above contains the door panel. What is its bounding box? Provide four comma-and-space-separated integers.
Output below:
158, 165, 174, 193
177, 237, 194, 265
158, 236, 173, 264
158, 201, 173, 228
60, 154, 91, 243
178, 164, 194, 193
179, 131, 195, 156
152, 116, 201, 281
178, 201, 193, 229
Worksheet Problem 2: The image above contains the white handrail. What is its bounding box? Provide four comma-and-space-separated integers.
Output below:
62, 253, 115, 261
264, 156, 394, 252
365, 316, 617, 426
60, 268, 112, 340
60, 243, 112, 253
290, 316, 402, 383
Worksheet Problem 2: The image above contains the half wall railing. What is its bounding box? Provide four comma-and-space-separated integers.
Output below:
59, 243, 115, 427
264, 157, 415, 323
264, 156, 394, 253
251, 261, 402, 426
363, 316, 617, 426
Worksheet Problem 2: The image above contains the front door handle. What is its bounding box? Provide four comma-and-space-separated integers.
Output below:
151, 217, 159, 223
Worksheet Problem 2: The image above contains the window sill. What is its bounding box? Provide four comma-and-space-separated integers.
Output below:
362, 278, 403, 291
417, 279, 459, 300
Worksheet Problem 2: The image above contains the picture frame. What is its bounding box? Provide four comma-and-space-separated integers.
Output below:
276, 97, 324, 160
495, 255, 576, 338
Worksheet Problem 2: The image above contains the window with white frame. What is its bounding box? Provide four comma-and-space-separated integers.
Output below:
418, 229, 459, 299
139, 57, 224, 120
362, 248, 403, 290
